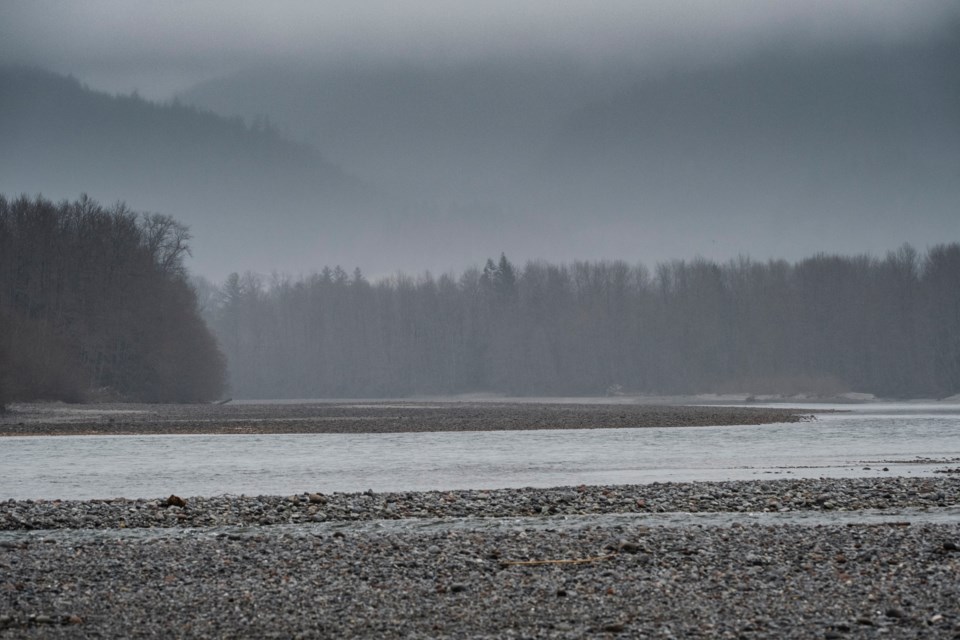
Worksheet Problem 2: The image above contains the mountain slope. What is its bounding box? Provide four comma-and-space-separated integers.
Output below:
0, 67, 378, 277
178, 60, 630, 203
529, 35, 960, 260
178, 35, 960, 264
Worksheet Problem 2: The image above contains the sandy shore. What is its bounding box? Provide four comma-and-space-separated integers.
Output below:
2, 478, 959, 638
0, 401, 810, 437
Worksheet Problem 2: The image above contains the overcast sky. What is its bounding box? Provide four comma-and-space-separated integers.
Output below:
2, 0, 957, 98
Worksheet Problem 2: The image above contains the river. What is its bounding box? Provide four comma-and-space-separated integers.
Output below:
1, 403, 957, 500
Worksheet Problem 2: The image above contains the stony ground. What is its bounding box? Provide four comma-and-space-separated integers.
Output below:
1, 477, 959, 638
2, 477, 958, 531
4, 403, 958, 638
0, 401, 810, 436
1, 519, 958, 638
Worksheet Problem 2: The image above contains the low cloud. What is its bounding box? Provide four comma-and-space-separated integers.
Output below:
1, 0, 957, 96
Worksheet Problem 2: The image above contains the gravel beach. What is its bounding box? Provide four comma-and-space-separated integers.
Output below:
1, 520, 958, 639
2, 478, 959, 638
3, 403, 957, 638
0, 401, 810, 437
3, 477, 959, 531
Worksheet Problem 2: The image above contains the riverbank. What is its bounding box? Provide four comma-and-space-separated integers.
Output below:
3, 477, 958, 531
1, 478, 959, 637
0, 401, 811, 437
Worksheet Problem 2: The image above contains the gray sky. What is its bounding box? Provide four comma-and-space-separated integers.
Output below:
2, 0, 957, 98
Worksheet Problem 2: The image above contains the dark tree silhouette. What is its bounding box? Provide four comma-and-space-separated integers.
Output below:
0, 194, 226, 403
202, 247, 960, 400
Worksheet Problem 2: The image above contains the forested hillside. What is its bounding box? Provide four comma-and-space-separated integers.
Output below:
532, 36, 960, 260
0, 66, 375, 277
178, 61, 629, 201
177, 32, 960, 266
205, 247, 960, 399
0, 195, 225, 405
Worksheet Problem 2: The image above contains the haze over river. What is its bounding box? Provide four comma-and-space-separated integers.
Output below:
1, 404, 958, 501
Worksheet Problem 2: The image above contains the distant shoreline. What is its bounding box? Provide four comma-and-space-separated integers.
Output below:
0, 401, 812, 437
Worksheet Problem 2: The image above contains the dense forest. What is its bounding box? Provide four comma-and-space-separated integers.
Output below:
0, 195, 225, 406
203, 246, 960, 400
2, 191, 957, 405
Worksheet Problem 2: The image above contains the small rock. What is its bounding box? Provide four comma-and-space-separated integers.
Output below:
601, 622, 626, 633
942, 541, 958, 552
450, 583, 467, 593
308, 493, 326, 504
885, 608, 904, 619
163, 495, 186, 508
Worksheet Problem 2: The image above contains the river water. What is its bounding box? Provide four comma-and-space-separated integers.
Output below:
1, 403, 958, 500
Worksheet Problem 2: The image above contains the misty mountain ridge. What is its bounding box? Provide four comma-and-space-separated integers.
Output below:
180, 34, 960, 266
0, 66, 380, 277
534, 36, 960, 251
177, 59, 634, 203
0, 65, 585, 278
3, 27, 958, 279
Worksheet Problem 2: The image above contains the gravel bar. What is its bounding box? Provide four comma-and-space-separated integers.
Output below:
0, 401, 811, 436
1, 517, 958, 638
2, 477, 958, 532
2, 479, 959, 637
5, 396, 959, 639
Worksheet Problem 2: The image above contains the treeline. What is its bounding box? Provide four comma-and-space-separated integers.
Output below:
0, 195, 225, 406
205, 246, 960, 399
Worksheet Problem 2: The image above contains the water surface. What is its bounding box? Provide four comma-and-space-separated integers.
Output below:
1, 404, 957, 500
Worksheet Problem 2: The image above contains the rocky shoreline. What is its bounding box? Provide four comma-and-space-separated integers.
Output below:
0, 401, 811, 436
2, 477, 958, 532
1, 479, 958, 638
4, 465, 960, 637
